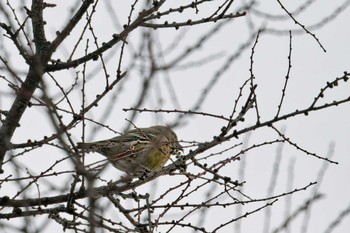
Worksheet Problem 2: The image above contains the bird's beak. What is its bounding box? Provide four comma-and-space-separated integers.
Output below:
177, 143, 184, 153
171, 142, 183, 154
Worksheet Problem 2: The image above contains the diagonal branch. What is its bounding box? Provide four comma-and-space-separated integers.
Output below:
0, 0, 49, 173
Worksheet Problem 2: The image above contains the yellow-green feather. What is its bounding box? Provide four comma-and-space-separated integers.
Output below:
145, 145, 171, 170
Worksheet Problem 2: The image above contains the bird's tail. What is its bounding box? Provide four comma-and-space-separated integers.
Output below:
77, 142, 95, 152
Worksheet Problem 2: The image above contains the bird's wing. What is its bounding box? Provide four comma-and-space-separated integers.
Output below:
77, 127, 163, 158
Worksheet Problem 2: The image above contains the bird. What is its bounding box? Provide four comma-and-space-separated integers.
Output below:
77, 125, 183, 177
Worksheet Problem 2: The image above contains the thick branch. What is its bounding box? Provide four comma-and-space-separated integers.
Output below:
0, 0, 99, 173
0, 170, 165, 208
0, 0, 48, 173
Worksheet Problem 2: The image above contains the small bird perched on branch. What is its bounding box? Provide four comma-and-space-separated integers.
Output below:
77, 125, 183, 177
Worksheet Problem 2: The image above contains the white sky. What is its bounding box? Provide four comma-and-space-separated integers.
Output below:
1, 0, 350, 232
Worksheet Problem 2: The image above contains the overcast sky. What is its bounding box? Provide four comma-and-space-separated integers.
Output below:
1, 1, 350, 232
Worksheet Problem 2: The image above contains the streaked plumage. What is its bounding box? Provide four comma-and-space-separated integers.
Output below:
77, 125, 182, 177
